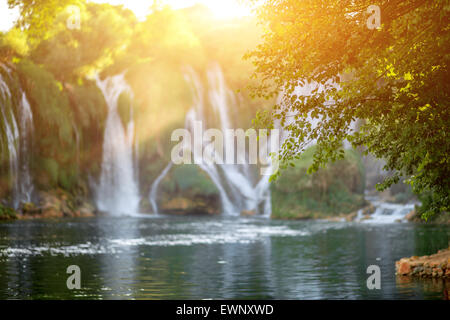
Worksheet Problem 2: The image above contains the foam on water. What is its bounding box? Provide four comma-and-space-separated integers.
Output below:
356, 197, 416, 224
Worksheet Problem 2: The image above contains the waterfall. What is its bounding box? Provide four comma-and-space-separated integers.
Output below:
149, 162, 172, 214
148, 64, 274, 216
184, 64, 272, 216
356, 196, 416, 224
95, 74, 140, 216
0, 74, 19, 206
0, 69, 35, 209
16, 93, 34, 205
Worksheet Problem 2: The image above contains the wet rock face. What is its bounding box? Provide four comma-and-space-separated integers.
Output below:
241, 210, 256, 217
0, 204, 17, 220
396, 247, 450, 278
160, 195, 220, 215
19, 190, 95, 219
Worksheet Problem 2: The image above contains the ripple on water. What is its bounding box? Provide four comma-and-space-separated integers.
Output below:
0, 220, 309, 258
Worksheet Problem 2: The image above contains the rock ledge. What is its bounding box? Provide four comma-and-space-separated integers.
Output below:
396, 247, 450, 278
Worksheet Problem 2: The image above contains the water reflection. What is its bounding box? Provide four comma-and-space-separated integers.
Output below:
0, 217, 448, 299
95, 218, 140, 299
396, 276, 450, 300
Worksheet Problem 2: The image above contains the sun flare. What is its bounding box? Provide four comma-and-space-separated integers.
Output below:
0, 0, 254, 31
159, 0, 253, 19
197, 0, 252, 19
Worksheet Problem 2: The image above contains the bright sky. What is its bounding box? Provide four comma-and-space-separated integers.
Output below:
0, 1, 19, 31
0, 0, 253, 31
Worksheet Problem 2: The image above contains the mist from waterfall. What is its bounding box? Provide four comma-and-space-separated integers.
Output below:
95, 74, 140, 216
0, 68, 35, 209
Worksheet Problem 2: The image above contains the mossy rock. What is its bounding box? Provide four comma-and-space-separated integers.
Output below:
159, 164, 220, 214
0, 204, 17, 221
160, 196, 220, 215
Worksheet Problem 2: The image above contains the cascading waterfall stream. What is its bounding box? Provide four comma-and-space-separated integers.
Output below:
0, 68, 35, 209
355, 196, 417, 223
184, 67, 238, 215
16, 92, 34, 205
149, 162, 172, 214
151, 64, 273, 217
0, 74, 19, 205
206, 65, 273, 216
95, 74, 140, 216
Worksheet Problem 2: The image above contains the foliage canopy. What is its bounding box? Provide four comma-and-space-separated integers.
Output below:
247, 0, 450, 218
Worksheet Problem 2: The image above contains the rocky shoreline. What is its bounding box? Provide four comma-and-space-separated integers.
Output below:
1, 189, 448, 225
396, 247, 450, 279
0, 189, 96, 220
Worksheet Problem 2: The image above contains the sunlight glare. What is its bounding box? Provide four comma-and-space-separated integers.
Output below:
201, 0, 252, 19
164, 0, 252, 19
0, 0, 254, 32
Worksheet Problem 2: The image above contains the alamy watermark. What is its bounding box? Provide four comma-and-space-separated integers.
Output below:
170, 121, 280, 176
367, 5, 381, 30
66, 265, 81, 290
66, 5, 81, 30
366, 263, 381, 290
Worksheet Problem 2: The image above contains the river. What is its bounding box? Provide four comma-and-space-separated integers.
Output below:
0, 215, 448, 299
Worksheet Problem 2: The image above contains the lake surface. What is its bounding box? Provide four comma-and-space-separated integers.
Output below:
0, 215, 449, 300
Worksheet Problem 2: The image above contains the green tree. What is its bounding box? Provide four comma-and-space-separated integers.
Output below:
30, 2, 136, 81
247, 0, 449, 218
8, 0, 77, 40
